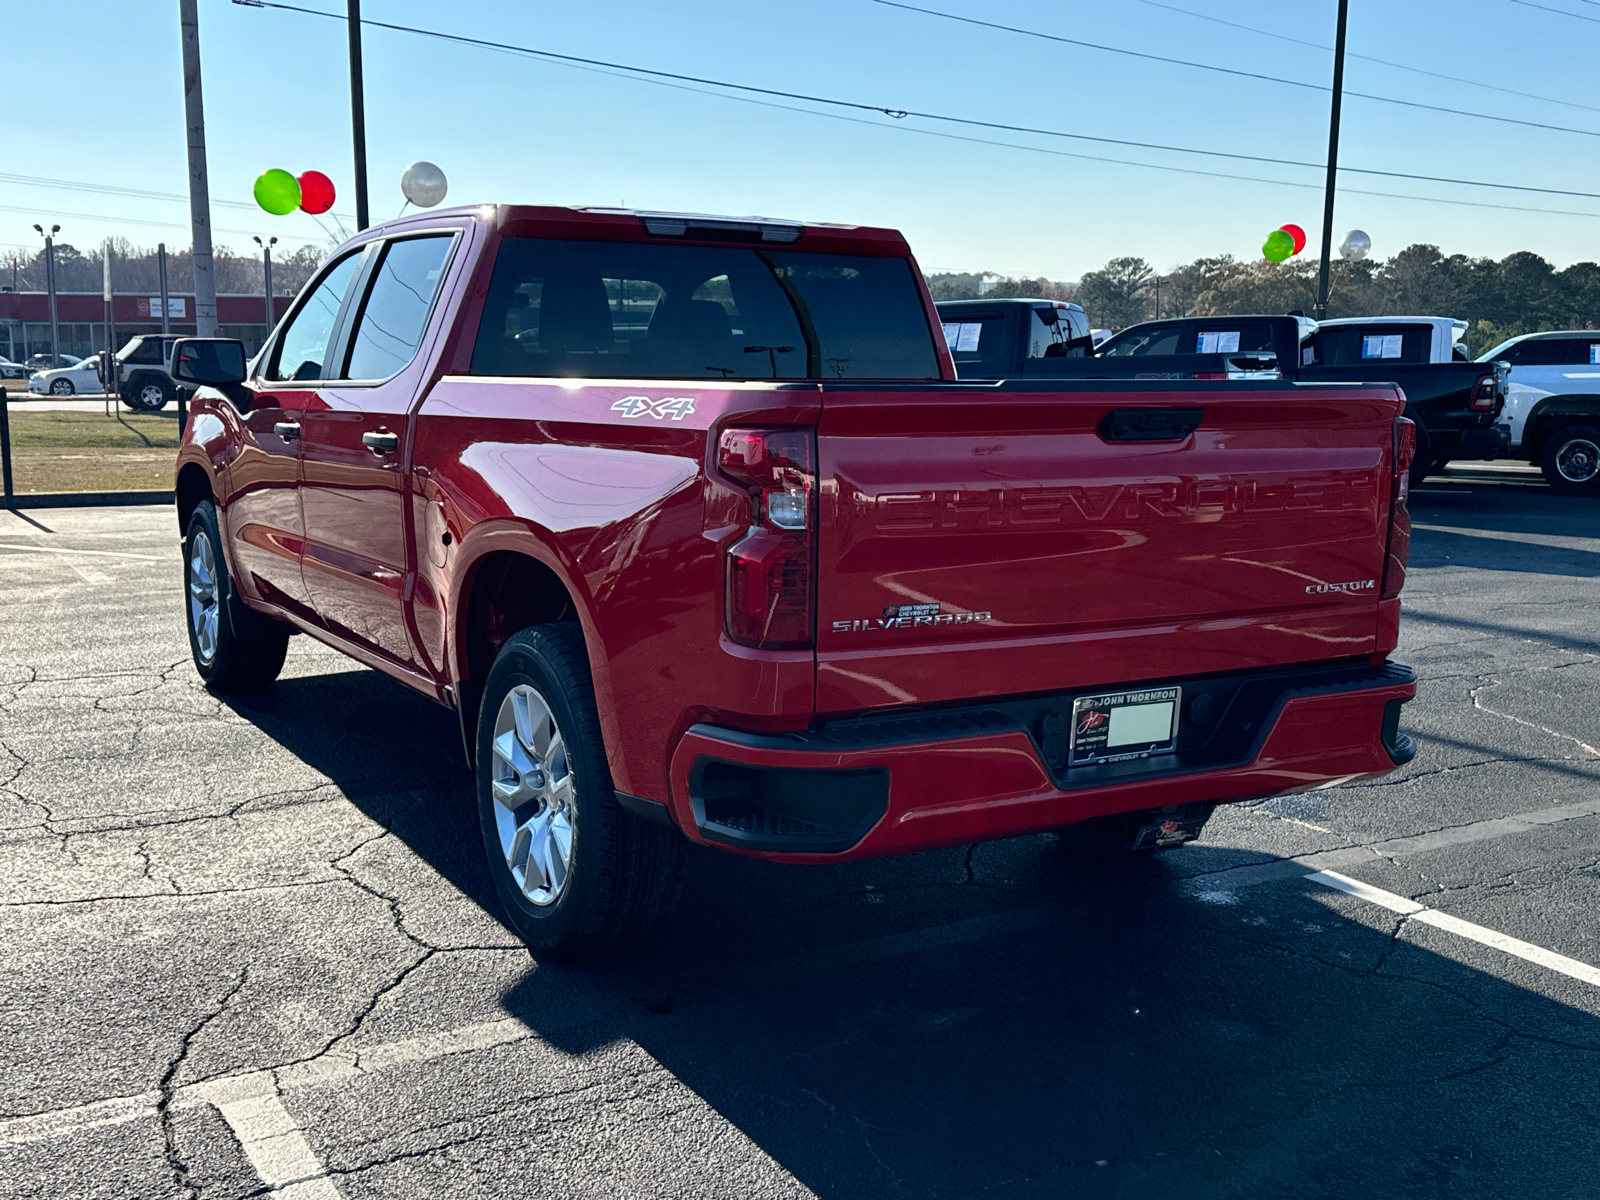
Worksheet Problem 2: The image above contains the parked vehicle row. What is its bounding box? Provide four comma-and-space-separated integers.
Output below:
935, 303, 1504, 487
171, 203, 1418, 959
19, 335, 181, 409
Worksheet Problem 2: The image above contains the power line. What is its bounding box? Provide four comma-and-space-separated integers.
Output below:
1135, 0, 1600, 115
1509, 0, 1600, 21
872, 0, 1600, 140
231, 0, 1600, 211
0, 202, 313, 242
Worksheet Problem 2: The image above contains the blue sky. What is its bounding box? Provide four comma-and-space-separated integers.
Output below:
9, 0, 1600, 279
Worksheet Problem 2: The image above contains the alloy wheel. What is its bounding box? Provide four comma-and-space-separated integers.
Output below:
187, 530, 220, 664
139, 383, 164, 408
490, 684, 576, 907
1556, 438, 1600, 484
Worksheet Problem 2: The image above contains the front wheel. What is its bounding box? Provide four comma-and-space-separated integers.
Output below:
1540, 424, 1600, 496
476, 624, 684, 960
184, 500, 290, 690
48, 378, 74, 396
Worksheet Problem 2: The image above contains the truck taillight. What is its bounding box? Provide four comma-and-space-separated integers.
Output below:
1469, 373, 1497, 411
1382, 417, 1415, 601
718, 427, 815, 649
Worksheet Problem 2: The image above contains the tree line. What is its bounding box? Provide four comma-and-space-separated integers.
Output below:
1, 239, 326, 300
929, 245, 1600, 355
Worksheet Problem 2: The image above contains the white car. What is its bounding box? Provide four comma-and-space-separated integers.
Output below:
27, 357, 104, 397
1478, 330, 1600, 494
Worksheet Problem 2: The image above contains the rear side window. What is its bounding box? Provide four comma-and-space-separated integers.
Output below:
471, 239, 937, 380
345, 235, 455, 380
938, 311, 1010, 377
1499, 338, 1570, 365
767, 253, 938, 380
123, 338, 162, 364
1318, 324, 1432, 365
268, 252, 362, 382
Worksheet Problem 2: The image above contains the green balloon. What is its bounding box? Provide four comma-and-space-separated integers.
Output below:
1262, 229, 1294, 263
254, 169, 301, 216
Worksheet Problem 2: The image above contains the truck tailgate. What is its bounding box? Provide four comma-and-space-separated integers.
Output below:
815, 383, 1402, 715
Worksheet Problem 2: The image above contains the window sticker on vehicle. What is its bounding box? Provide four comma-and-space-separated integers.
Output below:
1362, 334, 1403, 359
1197, 331, 1240, 354
941, 322, 983, 353
1590, 344, 1599, 364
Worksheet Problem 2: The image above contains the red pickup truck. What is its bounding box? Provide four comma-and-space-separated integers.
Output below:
171, 204, 1418, 958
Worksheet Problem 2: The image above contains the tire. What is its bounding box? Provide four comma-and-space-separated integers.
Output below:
1540, 424, 1600, 496
183, 500, 290, 691
48, 378, 74, 396
125, 376, 171, 411
476, 624, 684, 960
1408, 424, 1434, 490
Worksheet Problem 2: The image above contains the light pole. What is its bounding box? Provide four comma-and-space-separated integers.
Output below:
1315, 0, 1350, 320
32, 223, 60, 365
179, 0, 219, 337
253, 235, 277, 345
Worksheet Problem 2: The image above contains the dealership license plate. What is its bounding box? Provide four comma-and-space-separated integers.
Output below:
1068, 687, 1181, 766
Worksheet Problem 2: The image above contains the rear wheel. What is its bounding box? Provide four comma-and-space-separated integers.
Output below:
1540, 424, 1600, 496
476, 624, 684, 960
125, 377, 172, 411
183, 500, 290, 690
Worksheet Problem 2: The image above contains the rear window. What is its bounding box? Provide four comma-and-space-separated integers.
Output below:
1317, 324, 1433, 365
471, 239, 937, 381
937, 310, 1011, 378
1099, 322, 1276, 357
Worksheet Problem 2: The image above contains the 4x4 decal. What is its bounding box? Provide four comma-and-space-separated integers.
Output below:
612, 395, 696, 421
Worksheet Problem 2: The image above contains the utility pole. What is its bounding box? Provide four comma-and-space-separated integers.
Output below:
253, 235, 277, 343
32, 224, 59, 364
348, 0, 370, 230
1315, 0, 1349, 321
179, 0, 219, 338
158, 243, 171, 335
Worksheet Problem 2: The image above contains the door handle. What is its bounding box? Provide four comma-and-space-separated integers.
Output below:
273, 421, 301, 440
363, 430, 400, 454
1098, 408, 1204, 442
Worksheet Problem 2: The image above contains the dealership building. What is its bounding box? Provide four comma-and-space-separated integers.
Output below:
0, 290, 292, 362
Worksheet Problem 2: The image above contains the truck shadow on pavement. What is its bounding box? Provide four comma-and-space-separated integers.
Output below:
220, 665, 1600, 1200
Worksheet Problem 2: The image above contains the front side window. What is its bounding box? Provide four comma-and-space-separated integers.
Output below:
267, 251, 362, 382
345, 235, 455, 380
471, 239, 937, 380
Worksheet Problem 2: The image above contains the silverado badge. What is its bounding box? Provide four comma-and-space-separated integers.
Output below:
832, 603, 993, 633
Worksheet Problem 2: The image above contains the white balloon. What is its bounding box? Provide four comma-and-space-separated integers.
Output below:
401, 161, 448, 208
1338, 229, 1371, 261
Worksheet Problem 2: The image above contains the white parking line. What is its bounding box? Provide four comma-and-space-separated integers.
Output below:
0, 543, 166, 561
1308, 869, 1600, 988
214, 1095, 341, 1200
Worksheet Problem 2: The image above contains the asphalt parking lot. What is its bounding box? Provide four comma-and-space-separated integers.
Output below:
2, 464, 1598, 1199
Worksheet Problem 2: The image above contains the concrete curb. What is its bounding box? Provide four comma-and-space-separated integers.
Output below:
3, 491, 173, 509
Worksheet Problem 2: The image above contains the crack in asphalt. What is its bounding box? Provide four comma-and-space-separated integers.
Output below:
156, 967, 249, 1199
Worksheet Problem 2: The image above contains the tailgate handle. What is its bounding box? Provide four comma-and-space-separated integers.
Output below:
1099, 408, 1204, 442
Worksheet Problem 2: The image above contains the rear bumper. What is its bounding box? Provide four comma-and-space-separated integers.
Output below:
1431, 425, 1509, 462
666, 661, 1417, 862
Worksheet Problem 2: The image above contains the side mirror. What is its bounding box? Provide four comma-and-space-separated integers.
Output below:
172, 338, 247, 385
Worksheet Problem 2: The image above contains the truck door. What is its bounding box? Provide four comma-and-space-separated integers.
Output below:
228, 249, 364, 621
297, 233, 458, 672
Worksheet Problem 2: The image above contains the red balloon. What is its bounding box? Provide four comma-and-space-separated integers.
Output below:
1278, 223, 1307, 255
297, 170, 336, 215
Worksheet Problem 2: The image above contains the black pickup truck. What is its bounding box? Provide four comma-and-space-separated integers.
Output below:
936, 305, 1507, 484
